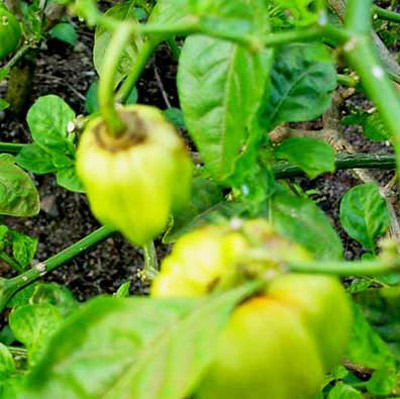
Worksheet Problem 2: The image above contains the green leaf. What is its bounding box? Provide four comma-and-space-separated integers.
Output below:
260, 44, 337, 129
0, 68, 10, 82
115, 282, 131, 298
27, 95, 76, 154
270, 190, 343, 260
0, 155, 40, 217
84, 81, 99, 114
149, 0, 270, 37
9, 304, 63, 366
50, 23, 78, 46
0, 343, 15, 381
30, 283, 78, 317
342, 110, 389, 142
275, 137, 335, 179
363, 112, 389, 141
0, 376, 23, 399
21, 284, 258, 399
8, 284, 38, 309
0, 226, 9, 250
366, 367, 397, 396
347, 304, 395, 369
11, 231, 38, 270
164, 177, 224, 243
0, 99, 8, 111
16, 144, 57, 174
56, 167, 85, 193
8, 282, 78, 318
94, 3, 143, 85
178, 35, 273, 180
164, 107, 186, 130
340, 183, 390, 251
327, 383, 362, 399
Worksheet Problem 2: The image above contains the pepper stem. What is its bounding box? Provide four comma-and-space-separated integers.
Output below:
98, 22, 136, 138
141, 240, 159, 281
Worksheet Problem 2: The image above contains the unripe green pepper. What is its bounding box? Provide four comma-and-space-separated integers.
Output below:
0, 6, 21, 60
76, 105, 193, 246
151, 220, 352, 399
197, 297, 325, 399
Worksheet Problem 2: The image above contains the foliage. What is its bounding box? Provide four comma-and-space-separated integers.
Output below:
0, 0, 399, 398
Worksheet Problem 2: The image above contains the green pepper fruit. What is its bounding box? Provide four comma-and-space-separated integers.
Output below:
0, 6, 21, 60
76, 105, 193, 246
151, 219, 352, 399
197, 296, 325, 399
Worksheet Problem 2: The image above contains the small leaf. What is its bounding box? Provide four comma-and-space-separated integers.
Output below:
346, 304, 395, 370
56, 167, 85, 193
328, 383, 362, 399
27, 95, 75, 154
30, 283, 78, 317
11, 231, 38, 270
0, 226, 9, 249
270, 190, 343, 260
0, 155, 40, 217
9, 304, 63, 365
0, 99, 9, 111
0, 68, 10, 82
340, 183, 390, 251
260, 44, 337, 129
164, 107, 186, 130
115, 282, 131, 298
366, 367, 397, 396
0, 343, 15, 381
50, 23, 77, 46
363, 113, 389, 141
16, 144, 57, 174
275, 137, 335, 178
21, 284, 258, 399
84, 81, 99, 114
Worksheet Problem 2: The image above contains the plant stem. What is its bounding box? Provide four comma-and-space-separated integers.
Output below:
0, 252, 23, 273
142, 240, 158, 280
344, 0, 371, 33
343, 0, 400, 189
288, 257, 400, 276
166, 37, 181, 61
337, 73, 359, 87
0, 226, 114, 312
373, 6, 400, 23
98, 23, 135, 137
7, 346, 27, 357
273, 153, 396, 179
0, 142, 25, 154
1, 43, 32, 70
116, 40, 158, 103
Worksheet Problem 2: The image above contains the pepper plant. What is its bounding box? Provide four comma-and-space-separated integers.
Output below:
1, 0, 400, 398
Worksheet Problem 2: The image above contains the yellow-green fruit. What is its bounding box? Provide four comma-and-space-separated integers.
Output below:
151, 225, 250, 296
0, 6, 21, 60
268, 274, 352, 372
76, 105, 193, 246
151, 219, 312, 297
196, 297, 325, 399
151, 220, 352, 399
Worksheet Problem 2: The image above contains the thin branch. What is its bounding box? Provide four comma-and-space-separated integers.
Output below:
273, 152, 396, 179
373, 6, 400, 23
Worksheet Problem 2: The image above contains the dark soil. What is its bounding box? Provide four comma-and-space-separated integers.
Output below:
0, 16, 397, 302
